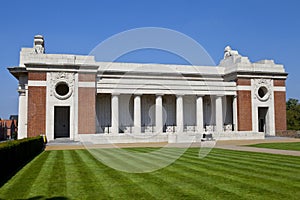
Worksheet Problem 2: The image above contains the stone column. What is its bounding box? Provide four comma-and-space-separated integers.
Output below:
155, 95, 163, 133
111, 94, 119, 134
17, 86, 27, 139
196, 95, 204, 133
215, 95, 223, 132
176, 95, 184, 133
133, 95, 141, 133
232, 95, 238, 131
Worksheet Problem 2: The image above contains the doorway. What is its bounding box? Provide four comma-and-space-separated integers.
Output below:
54, 106, 70, 138
258, 107, 268, 133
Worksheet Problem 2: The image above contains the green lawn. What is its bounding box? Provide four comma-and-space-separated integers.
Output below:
0, 148, 300, 199
248, 142, 300, 151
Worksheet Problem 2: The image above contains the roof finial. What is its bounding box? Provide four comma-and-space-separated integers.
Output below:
33, 35, 45, 54
224, 45, 238, 59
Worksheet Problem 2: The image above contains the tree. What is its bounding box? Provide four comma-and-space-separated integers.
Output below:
286, 98, 300, 130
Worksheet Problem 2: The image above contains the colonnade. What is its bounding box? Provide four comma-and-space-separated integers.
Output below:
109, 94, 237, 134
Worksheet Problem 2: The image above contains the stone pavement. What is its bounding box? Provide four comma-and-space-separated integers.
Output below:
215, 137, 300, 156
45, 137, 300, 157
45, 140, 169, 151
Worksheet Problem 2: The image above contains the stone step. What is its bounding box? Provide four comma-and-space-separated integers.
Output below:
47, 138, 82, 145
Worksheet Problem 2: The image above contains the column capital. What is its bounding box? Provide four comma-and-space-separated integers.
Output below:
196, 94, 204, 98
18, 84, 27, 96
18, 89, 26, 96
156, 93, 164, 97
176, 94, 184, 98
111, 92, 120, 96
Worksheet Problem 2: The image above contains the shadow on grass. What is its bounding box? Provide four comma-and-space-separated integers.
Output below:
28, 196, 70, 200
0, 137, 45, 187
1, 196, 70, 200
0, 151, 43, 187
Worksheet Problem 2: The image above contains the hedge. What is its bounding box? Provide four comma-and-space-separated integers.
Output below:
276, 130, 300, 138
0, 136, 45, 186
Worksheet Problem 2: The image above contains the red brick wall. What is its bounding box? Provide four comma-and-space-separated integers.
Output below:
28, 72, 47, 81
236, 78, 251, 86
79, 73, 96, 82
78, 87, 96, 134
237, 90, 252, 131
273, 80, 285, 87
27, 86, 46, 137
274, 91, 287, 131
236, 78, 252, 131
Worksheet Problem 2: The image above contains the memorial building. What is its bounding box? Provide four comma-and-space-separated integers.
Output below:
8, 35, 287, 143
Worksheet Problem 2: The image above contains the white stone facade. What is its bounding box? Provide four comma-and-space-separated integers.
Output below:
8, 36, 288, 143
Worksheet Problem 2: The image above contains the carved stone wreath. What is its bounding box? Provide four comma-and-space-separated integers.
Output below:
50, 72, 75, 100
254, 79, 272, 102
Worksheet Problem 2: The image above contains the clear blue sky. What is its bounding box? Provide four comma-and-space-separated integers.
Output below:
0, 0, 300, 118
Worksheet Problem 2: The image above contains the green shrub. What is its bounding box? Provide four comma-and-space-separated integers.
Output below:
0, 136, 45, 186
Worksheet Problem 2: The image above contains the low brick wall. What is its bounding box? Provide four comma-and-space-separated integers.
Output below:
276, 130, 300, 138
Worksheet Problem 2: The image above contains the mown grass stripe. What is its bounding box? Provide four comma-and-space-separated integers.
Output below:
0, 151, 50, 199
177, 151, 300, 198
186, 147, 300, 163
183, 149, 300, 186
63, 150, 86, 199
209, 150, 300, 172
179, 149, 300, 184
93, 148, 203, 199
90, 148, 146, 172
64, 150, 102, 199
75, 150, 113, 199
79, 149, 157, 200
155, 159, 247, 200
196, 155, 300, 193
182, 148, 300, 172
169, 154, 294, 200
26, 150, 62, 198
204, 154, 300, 184
212, 148, 300, 165
144, 152, 242, 200
157, 148, 298, 198
248, 142, 300, 151
1, 147, 300, 199
117, 147, 300, 189
92, 148, 243, 199
45, 150, 67, 197
91, 147, 182, 173
213, 150, 300, 167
